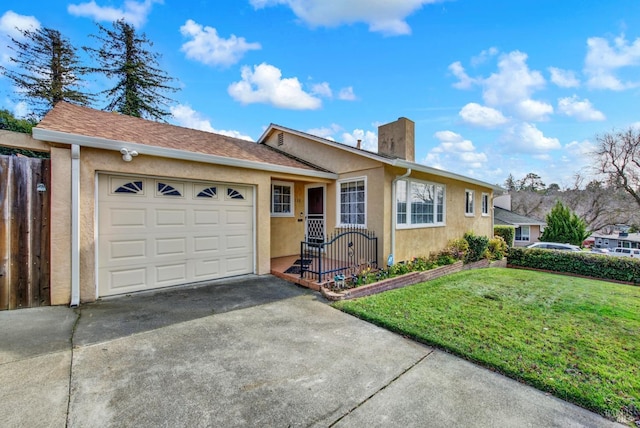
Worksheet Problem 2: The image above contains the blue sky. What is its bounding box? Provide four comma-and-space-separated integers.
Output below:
2, 1, 640, 187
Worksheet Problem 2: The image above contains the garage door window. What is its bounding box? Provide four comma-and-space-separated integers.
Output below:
157, 182, 182, 196
196, 186, 217, 198
114, 181, 143, 194
227, 188, 245, 200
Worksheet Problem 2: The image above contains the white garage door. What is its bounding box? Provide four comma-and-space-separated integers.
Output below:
98, 174, 254, 297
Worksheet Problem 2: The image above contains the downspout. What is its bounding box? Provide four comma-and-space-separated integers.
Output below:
390, 168, 412, 265
70, 145, 80, 307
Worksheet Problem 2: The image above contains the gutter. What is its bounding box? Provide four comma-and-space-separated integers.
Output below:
70, 145, 80, 307
32, 128, 338, 180
390, 168, 412, 266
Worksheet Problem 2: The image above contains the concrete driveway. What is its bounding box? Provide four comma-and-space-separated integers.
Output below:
0, 276, 623, 427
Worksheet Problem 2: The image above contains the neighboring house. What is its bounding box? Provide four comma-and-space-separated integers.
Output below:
6, 102, 498, 305
493, 195, 546, 247
591, 232, 640, 250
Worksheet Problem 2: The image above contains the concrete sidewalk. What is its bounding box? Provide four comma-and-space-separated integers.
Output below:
0, 276, 624, 427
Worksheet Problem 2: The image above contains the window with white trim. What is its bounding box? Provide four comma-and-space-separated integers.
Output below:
396, 179, 445, 227
465, 190, 475, 216
515, 225, 530, 241
271, 181, 294, 216
481, 193, 489, 216
338, 177, 366, 226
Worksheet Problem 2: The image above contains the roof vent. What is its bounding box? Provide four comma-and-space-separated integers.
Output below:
277, 132, 284, 146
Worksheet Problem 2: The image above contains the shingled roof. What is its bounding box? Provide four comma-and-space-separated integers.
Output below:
494, 207, 546, 226
35, 102, 328, 173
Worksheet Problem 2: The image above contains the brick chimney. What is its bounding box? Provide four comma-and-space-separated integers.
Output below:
377, 117, 415, 161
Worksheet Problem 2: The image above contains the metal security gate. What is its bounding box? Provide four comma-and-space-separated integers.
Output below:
0, 154, 51, 310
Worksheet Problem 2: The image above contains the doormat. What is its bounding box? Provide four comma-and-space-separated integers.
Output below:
284, 266, 302, 274
293, 259, 312, 265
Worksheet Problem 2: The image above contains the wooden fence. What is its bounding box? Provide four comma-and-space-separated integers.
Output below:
0, 154, 51, 310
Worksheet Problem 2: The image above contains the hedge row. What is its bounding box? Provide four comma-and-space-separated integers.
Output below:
507, 247, 640, 284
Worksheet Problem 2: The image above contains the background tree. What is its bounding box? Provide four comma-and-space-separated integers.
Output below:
0, 27, 92, 117
592, 127, 640, 209
540, 200, 590, 246
517, 172, 546, 192
0, 109, 37, 134
84, 19, 178, 121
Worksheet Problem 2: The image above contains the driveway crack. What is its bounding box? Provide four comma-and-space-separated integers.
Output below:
65, 309, 81, 428
327, 348, 435, 427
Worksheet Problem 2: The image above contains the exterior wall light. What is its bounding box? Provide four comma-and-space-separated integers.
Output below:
120, 148, 138, 162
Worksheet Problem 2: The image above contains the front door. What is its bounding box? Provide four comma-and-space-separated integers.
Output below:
306, 185, 325, 243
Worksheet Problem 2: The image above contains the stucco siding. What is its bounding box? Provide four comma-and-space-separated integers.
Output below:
263, 132, 381, 173
0, 130, 50, 152
270, 181, 306, 257
50, 147, 72, 305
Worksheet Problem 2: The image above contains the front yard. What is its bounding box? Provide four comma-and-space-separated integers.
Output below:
332, 268, 640, 424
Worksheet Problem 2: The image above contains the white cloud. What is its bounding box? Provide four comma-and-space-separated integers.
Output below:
311, 82, 332, 97
483, 51, 546, 106
67, 0, 162, 28
470, 46, 498, 67
548, 67, 580, 88
557, 95, 605, 121
501, 122, 561, 153
341, 129, 378, 151
0, 11, 40, 64
227, 63, 322, 110
249, 0, 441, 36
514, 99, 553, 121
425, 130, 488, 170
306, 123, 342, 140
584, 34, 640, 90
170, 104, 253, 141
338, 86, 356, 101
459, 103, 508, 128
179, 19, 261, 68
448, 61, 476, 89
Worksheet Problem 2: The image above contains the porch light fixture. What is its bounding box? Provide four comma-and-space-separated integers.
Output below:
120, 148, 138, 162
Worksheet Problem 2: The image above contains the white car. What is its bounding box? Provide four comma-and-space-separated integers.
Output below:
526, 242, 582, 252
610, 248, 640, 258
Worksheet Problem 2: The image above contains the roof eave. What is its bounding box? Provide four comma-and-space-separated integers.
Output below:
32, 128, 338, 180
394, 159, 504, 191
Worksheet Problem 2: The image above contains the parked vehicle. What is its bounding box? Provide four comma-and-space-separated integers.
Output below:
609, 248, 640, 258
526, 242, 582, 252
590, 248, 611, 254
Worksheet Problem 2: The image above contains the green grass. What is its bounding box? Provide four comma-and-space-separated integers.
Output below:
332, 268, 640, 423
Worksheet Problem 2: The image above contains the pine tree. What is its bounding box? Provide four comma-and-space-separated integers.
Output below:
0, 27, 92, 116
84, 19, 178, 121
540, 201, 589, 246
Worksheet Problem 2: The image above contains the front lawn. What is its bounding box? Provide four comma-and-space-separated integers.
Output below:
332, 268, 640, 423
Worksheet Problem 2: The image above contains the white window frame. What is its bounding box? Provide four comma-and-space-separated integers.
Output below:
465, 189, 475, 216
515, 225, 530, 242
481, 193, 490, 216
336, 176, 367, 227
395, 178, 446, 229
271, 181, 294, 217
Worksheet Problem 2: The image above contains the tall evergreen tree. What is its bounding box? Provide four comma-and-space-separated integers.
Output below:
0, 27, 92, 116
540, 201, 589, 246
84, 19, 178, 121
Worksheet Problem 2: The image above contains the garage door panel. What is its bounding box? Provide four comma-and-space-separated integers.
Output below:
194, 236, 219, 253
227, 233, 251, 250
156, 263, 187, 284
155, 209, 187, 226
108, 268, 147, 290
225, 208, 251, 225
109, 240, 147, 260
98, 175, 254, 297
155, 237, 187, 256
194, 259, 220, 278
193, 209, 220, 225
226, 256, 252, 274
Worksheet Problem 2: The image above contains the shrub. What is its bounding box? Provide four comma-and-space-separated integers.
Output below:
494, 225, 515, 247
507, 247, 640, 283
487, 236, 508, 261
463, 232, 489, 263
